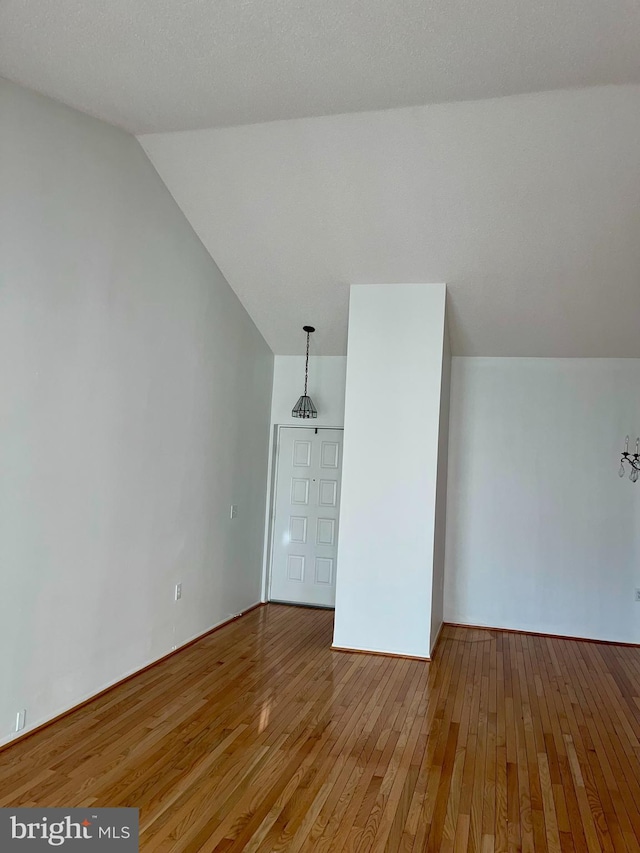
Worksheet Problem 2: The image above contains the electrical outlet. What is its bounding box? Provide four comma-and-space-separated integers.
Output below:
14, 709, 26, 732
175, 583, 182, 601
635, 588, 640, 602
230, 504, 238, 519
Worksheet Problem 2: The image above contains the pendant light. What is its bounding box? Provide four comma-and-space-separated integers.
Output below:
292, 326, 318, 419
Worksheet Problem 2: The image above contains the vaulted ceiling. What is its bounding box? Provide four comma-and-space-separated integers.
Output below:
2, 1, 640, 355
1, 0, 639, 133
140, 86, 640, 356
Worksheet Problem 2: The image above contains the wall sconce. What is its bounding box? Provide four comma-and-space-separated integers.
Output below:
619, 435, 640, 482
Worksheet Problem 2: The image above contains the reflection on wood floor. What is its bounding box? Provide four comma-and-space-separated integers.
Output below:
1, 603, 640, 851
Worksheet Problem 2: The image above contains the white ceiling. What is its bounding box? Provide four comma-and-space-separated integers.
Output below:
1, 0, 640, 133
4, 2, 640, 357
140, 86, 640, 356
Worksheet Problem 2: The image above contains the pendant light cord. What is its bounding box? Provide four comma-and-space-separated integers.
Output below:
304, 330, 310, 395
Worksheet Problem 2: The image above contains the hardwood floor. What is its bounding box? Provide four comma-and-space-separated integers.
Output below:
2, 604, 640, 851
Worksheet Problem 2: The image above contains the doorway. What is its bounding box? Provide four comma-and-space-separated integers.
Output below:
269, 426, 343, 607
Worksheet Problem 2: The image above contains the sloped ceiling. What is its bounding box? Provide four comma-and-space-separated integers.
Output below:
140, 86, 640, 356
0, 0, 639, 133
3, 2, 640, 356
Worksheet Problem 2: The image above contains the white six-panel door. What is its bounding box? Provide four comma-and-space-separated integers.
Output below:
269, 427, 343, 607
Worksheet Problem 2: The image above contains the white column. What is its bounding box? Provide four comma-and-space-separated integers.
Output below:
333, 283, 448, 658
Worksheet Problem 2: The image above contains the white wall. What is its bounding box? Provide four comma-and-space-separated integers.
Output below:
445, 358, 640, 644
430, 322, 451, 652
333, 284, 446, 658
0, 79, 273, 745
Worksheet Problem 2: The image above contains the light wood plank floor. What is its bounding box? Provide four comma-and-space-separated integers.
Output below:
2, 604, 640, 851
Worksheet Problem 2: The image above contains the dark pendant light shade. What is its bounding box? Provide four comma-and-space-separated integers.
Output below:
292, 325, 318, 419
291, 394, 317, 419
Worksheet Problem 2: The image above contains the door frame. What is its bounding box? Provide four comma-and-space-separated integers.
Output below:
266, 424, 344, 605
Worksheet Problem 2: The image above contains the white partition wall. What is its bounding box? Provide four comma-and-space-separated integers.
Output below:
333, 284, 448, 658
430, 322, 451, 651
